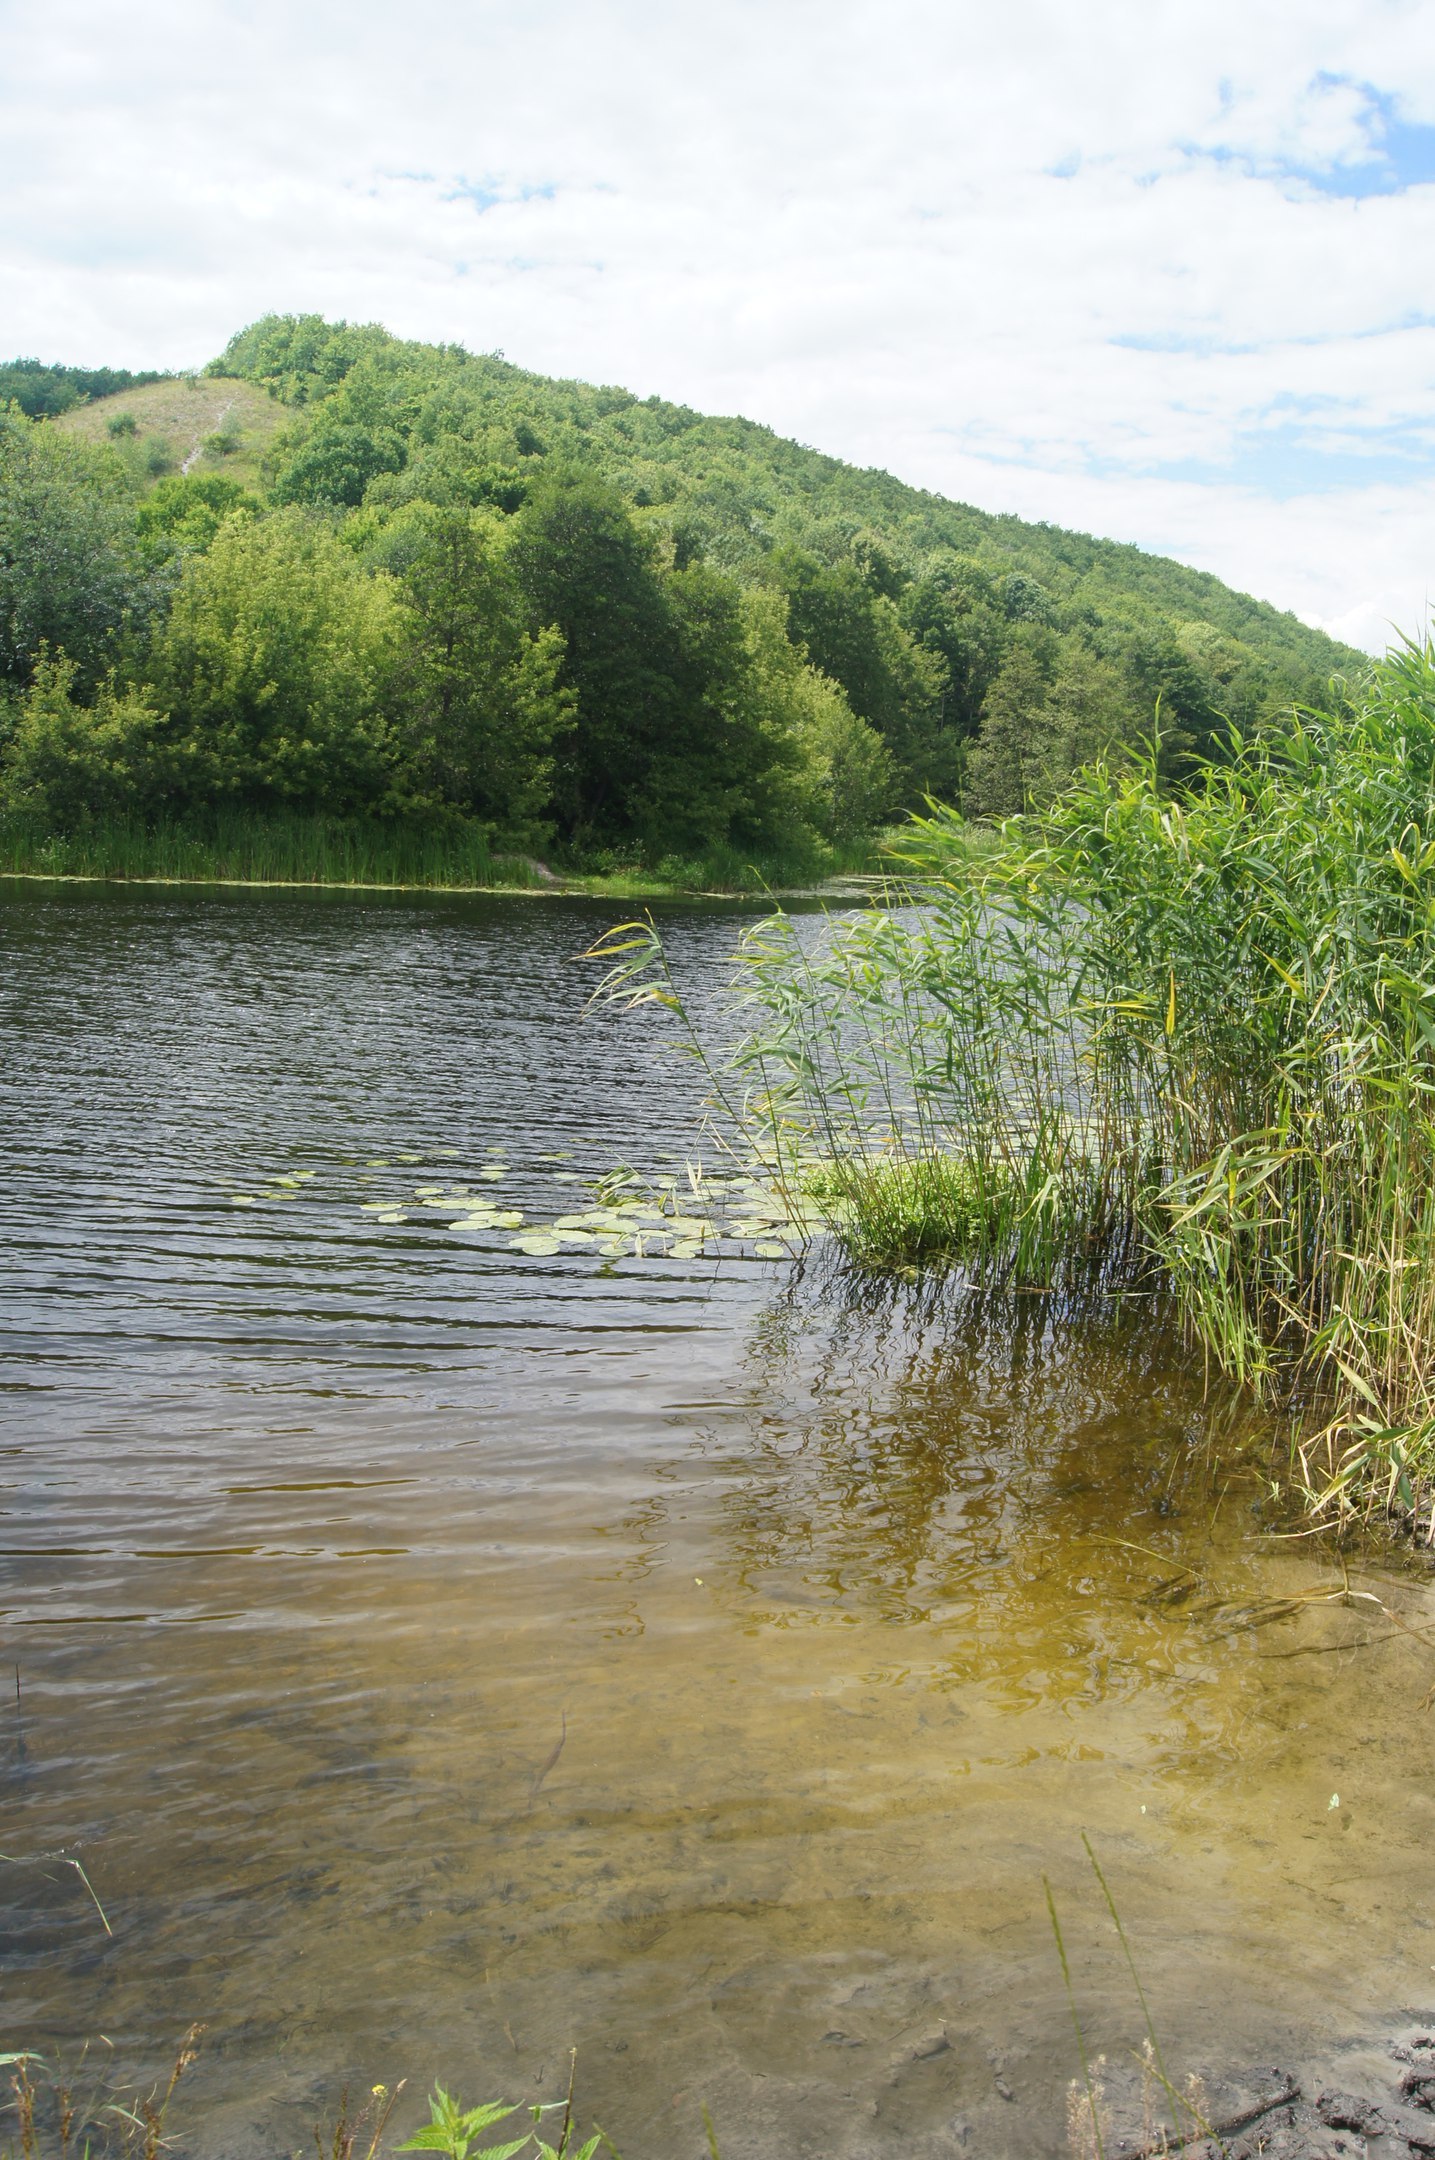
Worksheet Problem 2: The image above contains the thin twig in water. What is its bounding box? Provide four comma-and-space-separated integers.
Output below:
0, 1848, 112, 1935
528, 1711, 567, 1809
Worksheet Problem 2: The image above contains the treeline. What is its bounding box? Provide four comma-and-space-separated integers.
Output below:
0, 358, 171, 420
0, 314, 1365, 872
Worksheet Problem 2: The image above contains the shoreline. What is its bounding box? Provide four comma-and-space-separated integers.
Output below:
0, 865, 889, 903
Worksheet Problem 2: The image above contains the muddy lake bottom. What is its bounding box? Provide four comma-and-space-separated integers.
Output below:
2, 879, 1434, 2159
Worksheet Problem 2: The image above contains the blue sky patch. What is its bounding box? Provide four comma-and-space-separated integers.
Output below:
1191, 78, 1435, 198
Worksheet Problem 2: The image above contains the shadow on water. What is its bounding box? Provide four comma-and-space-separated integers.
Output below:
2, 880, 1435, 2158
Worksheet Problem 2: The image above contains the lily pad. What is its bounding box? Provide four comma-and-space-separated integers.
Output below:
365, 1159, 391, 1169
669, 1239, 707, 1260
598, 1237, 629, 1257
478, 1167, 508, 1182
230, 1195, 257, 1206
414, 1185, 444, 1197
509, 1234, 561, 1257
754, 1241, 789, 1259
376, 1211, 406, 1224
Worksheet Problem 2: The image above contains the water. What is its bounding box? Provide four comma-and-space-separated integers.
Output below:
3, 880, 1434, 2158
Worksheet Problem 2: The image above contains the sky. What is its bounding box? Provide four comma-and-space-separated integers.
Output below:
4, 0, 1435, 654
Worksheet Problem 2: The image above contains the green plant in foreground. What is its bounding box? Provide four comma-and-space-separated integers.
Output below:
398, 2055, 606, 2160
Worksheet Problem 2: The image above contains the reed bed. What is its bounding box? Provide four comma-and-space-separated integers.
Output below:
0, 810, 549, 891
597, 638, 1435, 1529
0, 814, 885, 898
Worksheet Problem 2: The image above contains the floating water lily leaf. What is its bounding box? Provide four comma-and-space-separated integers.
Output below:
493, 1210, 524, 1228
478, 1167, 507, 1182
753, 1241, 789, 1259
436, 1149, 460, 1158
398, 1154, 423, 1163
598, 1237, 628, 1257
414, 1185, 444, 1197
554, 1229, 597, 1246
376, 1211, 406, 1224
669, 1239, 706, 1260
359, 1201, 391, 1212
664, 1215, 715, 1238
451, 1217, 494, 1232
229, 1195, 257, 1206
510, 1234, 561, 1257
365, 1160, 390, 1168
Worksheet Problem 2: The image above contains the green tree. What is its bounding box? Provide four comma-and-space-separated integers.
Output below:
507, 470, 689, 846
1, 651, 169, 825
962, 638, 1054, 818
133, 473, 259, 563
739, 588, 893, 843
768, 547, 953, 797
900, 560, 1007, 736
0, 413, 145, 689
147, 507, 406, 810
965, 632, 1144, 817
395, 505, 571, 835
273, 422, 407, 508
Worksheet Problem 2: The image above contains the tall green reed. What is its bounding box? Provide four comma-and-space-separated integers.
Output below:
596, 638, 1435, 1528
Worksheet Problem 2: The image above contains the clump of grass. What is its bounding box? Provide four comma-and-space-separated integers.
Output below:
801, 1153, 1022, 1272
3, 2026, 202, 2160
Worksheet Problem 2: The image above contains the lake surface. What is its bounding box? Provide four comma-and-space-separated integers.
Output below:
3, 879, 1434, 2159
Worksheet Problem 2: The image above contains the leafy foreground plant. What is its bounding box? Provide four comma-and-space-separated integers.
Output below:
593, 637, 1435, 1534
396, 2059, 604, 2160
2, 2041, 624, 2160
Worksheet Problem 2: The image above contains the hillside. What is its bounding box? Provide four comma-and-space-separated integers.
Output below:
209, 314, 1359, 698
0, 313, 1370, 883
54, 375, 285, 495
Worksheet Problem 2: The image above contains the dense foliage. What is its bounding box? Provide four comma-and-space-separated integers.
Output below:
0, 357, 170, 419
0, 312, 1364, 871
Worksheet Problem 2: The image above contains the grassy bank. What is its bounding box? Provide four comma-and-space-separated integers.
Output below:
600, 640, 1435, 1532
0, 810, 888, 898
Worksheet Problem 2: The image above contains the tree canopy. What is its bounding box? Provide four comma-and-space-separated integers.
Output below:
0, 313, 1367, 857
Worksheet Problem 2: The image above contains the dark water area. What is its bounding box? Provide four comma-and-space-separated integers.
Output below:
2, 879, 1433, 2159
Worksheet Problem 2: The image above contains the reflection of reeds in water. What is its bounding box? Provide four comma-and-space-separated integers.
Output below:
593, 638, 1435, 1532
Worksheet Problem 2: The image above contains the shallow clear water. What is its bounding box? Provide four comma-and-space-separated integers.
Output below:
3, 880, 1434, 2158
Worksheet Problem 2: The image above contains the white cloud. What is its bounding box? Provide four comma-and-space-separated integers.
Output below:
4, 0, 1435, 649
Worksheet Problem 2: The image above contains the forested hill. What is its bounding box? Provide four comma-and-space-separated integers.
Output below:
209, 313, 1353, 701
0, 312, 1364, 873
